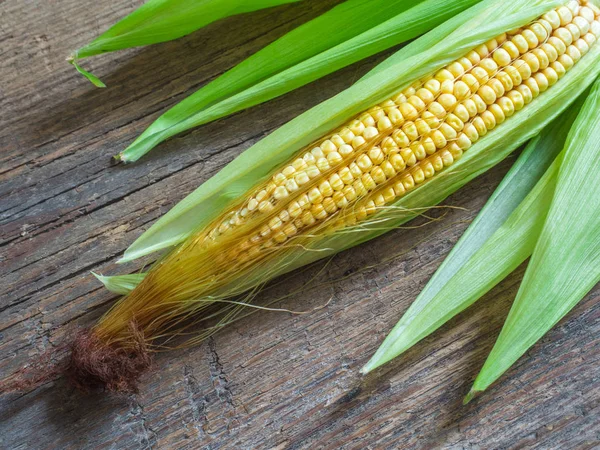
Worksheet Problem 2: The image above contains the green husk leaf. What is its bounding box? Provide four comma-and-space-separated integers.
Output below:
92, 272, 147, 296
361, 97, 585, 374
467, 76, 600, 400
117, 0, 482, 162
95, 272, 146, 294
73, 0, 301, 59
69, 59, 107, 88
70, 0, 301, 85
120, 0, 575, 264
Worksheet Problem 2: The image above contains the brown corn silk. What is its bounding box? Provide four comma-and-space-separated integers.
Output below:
79, 1, 600, 390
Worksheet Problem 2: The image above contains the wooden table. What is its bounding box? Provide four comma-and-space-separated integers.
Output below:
2, 1, 599, 448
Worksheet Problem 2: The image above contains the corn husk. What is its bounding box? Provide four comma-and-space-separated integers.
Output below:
92, 272, 146, 296
466, 76, 600, 401
361, 98, 585, 375
116, 0, 482, 162
70, 0, 301, 86
361, 75, 600, 401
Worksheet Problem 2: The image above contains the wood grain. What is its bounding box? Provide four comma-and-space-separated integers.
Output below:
1, 0, 598, 449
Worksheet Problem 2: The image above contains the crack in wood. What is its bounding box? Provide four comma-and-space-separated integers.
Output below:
183, 364, 209, 438
207, 337, 235, 410
129, 396, 158, 450
1, 251, 120, 313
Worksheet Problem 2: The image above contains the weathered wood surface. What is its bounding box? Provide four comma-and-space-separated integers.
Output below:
1, 0, 599, 448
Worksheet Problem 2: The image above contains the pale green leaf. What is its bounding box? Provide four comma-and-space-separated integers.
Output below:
117, 0, 482, 162
362, 97, 586, 373
120, 0, 584, 264
69, 59, 107, 88
71, 0, 301, 85
92, 272, 147, 296
74, 0, 301, 59
467, 76, 600, 401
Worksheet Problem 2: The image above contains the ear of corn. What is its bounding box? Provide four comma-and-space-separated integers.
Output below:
119, 0, 583, 264
116, 0, 483, 162
361, 96, 585, 375
221, 0, 600, 296
467, 75, 600, 401
88, 1, 600, 359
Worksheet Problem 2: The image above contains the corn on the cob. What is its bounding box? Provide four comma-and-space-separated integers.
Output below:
97, 0, 600, 337
201, 0, 599, 262
63, 0, 600, 392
